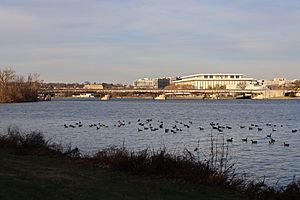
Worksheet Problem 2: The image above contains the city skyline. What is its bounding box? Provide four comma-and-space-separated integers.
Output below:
1, 0, 300, 83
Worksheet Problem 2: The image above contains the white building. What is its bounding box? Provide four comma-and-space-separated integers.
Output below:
83, 84, 104, 90
133, 78, 170, 89
172, 73, 256, 89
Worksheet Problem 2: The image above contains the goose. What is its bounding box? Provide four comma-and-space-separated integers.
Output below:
226, 126, 232, 129
258, 128, 262, 131
269, 138, 275, 144
242, 138, 248, 142
240, 126, 245, 129
138, 128, 142, 132
267, 133, 272, 138
64, 124, 68, 128
194, 147, 198, 151
199, 127, 204, 130
292, 129, 297, 133
251, 139, 257, 144
227, 138, 233, 142
249, 127, 253, 130
165, 128, 169, 133
272, 129, 277, 132
283, 142, 290, 147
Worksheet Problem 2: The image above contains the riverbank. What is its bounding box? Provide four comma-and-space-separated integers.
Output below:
1, 130, 299, 200
0, 148, 248, 200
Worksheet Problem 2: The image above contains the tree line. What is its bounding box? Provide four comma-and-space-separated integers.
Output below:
0, 68, 40, 103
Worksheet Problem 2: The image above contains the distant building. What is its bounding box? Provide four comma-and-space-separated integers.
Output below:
172, 73, 256, 89
264, 77, 290, 87
83, 84, 104, 90
133, 78, 170, 89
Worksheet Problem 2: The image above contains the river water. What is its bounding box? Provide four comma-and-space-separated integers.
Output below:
0, 98, 299, 186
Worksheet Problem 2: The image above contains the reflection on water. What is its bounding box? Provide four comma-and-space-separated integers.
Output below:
0, 98, 299, 185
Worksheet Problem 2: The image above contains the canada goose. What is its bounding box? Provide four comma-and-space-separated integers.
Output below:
159, 124, 163, 128
272, 129, 277, 132
78, 124, 83, 127
251, 140, 257, 144
267, 133, 272, 138
165, 129, 169, 133
226, 126, 232, 129
64, 124, 68, 128
227, 138, 233, 142
258, 128, 262, 131
194, 147, 198, 151
199, 127, 204, 130
255, 124, 259, 127
138, 128, 142, 132
292, 129, 297, 133
218, 128, 223, 132
240, 126, 245, 129
242, 138, 248, 142
96, 126, 100, 130
283, 142, 290, 147
249, 127, 253, 130
269, 138, 275, 144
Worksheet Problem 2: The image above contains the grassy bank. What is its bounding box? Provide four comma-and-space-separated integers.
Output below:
0, 129, 299, 199
0, 148, 247, 200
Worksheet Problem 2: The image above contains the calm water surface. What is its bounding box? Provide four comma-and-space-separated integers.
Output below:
0, 98, 299, 186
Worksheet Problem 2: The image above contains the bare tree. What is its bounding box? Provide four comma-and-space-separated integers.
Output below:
0, 68, 41, 103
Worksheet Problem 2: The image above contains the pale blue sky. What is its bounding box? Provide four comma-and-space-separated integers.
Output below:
0, 0, 300, 83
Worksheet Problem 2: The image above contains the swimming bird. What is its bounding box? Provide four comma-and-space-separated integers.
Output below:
240, 126, 245, 129
249, 127, 253, 130
227, 138, 233, 142
199, 127, 204, 130
283, 142, 290, 147
242, 138, 248, 142
292, 129, 298, 133
64, 124, 68, 128
165, 129, 169, 133
269, 138, 275, 144
272, 129, 277, 132
251, 139, 257, 144
226, 126, 232, 129
138, 128, 142, 132
258, 128, 262, 131
267, 133, 272, 138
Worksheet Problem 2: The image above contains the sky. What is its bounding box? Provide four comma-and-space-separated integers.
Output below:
0, 0, 300, 83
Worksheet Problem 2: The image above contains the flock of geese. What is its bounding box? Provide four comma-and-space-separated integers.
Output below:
63, 119, 298, 147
